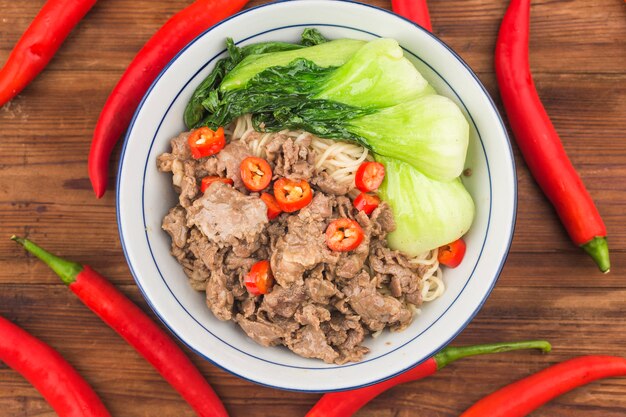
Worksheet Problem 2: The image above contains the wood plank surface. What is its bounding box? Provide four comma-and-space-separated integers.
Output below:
1, 0, 625, 416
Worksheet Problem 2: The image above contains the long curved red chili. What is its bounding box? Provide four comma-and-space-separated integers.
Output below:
0, 315, 111, 417
306, 340, 551, 417
495, 0, 610, 272
460, 355, 626, 416
88, 0, 248, 198
12, 236, 229, 417
391, 0, 432, 32
0, 0, 97, 107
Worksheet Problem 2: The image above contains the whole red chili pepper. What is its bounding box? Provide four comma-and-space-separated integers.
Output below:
460, 355, 626, 416
0, 0, 97, 106
391, 0, 432, 32
88, 0, 249, 198
0, 315, 111, 417
306, 340, 551, 417
12, 236, 229, 417
495, 0, 610, 272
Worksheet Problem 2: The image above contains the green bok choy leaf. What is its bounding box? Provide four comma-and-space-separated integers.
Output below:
378, 156, 475, 255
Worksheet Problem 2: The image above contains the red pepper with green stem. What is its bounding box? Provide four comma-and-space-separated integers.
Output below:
88, 0, 249, 198
460, 355, 626, 416
306, 340, 551, 417
0, 315, 111, 417
0, 0, 98, 107
12, 236, 229, 417
495, 0, 610, 272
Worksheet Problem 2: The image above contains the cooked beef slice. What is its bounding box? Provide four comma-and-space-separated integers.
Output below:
205, 267, 235, 321
304, 266, 340, 304
369, 241, 422, 306
323, 314, 369, 364
262, 135, 316, 181
260, 283, 306, 319
286, 325, 339, 363
236, 315, 286, 347
294, 304, 331, 328
312, 171, 353, 196
370, 202, 396, 238
162, 206, 188, 249
186, 182, 268, 255
216, 140, 253, 191
270, 194, 339, 287
343, 271, 412, 332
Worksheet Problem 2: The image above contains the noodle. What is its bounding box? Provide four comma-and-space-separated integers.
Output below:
229, 114, 445, 304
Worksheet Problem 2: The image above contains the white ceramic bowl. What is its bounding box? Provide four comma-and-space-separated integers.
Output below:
117, 0, 516, 392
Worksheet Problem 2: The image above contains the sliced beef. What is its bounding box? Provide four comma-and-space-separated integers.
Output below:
265, 135, 316, 181
323, 314, 369, 364
236, 315, 285, 347
183, 258, 210, 291
263, 134, 287, 162
205, 267, 234, 321
335, 196, 356, 219
162, 206, 188, 249
369, 241, 422, 306
186, 182, 268, 256
286, 325, 339, 364
294, 304, 331, 328
270, 194, 339, 287
260, 283, 306, 319
312, 171, 353, 196
305, 266, 340, 304
370, 202, 396, 238
216, 140, 253, 191
343, 271, 412, 332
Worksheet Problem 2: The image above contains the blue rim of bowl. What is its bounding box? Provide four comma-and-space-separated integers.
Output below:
117, 0, 517, 392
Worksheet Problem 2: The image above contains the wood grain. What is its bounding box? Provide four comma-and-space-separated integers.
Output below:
1, 0, 626, 416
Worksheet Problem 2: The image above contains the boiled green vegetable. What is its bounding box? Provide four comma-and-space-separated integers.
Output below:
348, 94, 469, 181
219, 39, 366, 92
378, 156, 475, 255
316, 38, 432, 109
184, 29, 332, 128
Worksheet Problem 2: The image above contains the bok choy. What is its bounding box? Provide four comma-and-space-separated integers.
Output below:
378, 156, 475, 255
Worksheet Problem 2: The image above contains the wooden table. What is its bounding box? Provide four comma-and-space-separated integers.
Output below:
1, 1, 625, 415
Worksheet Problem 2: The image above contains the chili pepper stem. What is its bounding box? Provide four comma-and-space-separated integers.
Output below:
11, 235, 82, 285
581, 236, 610, 273
434, 340, 551, 369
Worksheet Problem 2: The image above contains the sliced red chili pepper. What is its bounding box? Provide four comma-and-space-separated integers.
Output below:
325, 218, 364, 252
187, 126, 225, 159
353, 193, 380, 215
245, 260, 274, 296
273, 178, 313, 213
200, 176, 233, 193
355, 162, 385, 192
437, 238, 466, 268
240, 156, 272, 191
260, 192, 282, 220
